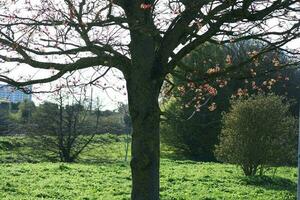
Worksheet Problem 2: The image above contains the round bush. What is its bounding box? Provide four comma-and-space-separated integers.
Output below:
214, 94, 296, 176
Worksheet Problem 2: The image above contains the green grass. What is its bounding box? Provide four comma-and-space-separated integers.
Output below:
0, 135, 297, 199
0, 134, 176, 163
0, 160, 296, 200
0, 134, 132, 163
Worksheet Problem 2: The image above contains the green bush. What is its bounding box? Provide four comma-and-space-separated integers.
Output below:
215, 94, 296, 176
161, 97, 221, 161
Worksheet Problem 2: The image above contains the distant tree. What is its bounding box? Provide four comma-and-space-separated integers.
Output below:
0, 112, 13, 135
0, 101, 10, 112
17, 100, 36, 124
29, 93, 99, 162
9, 102, 20, 112
161, 97, 222, 161
215, 94, 296, 176
119, 103, 131, 162
94, 111, 126, 134
92, 97, 103, 133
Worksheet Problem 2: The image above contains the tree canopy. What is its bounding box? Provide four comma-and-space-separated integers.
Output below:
0, 0, 299, 87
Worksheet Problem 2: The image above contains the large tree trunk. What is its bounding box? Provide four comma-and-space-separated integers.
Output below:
126, 68, 163, 200
124, 7, 165, 195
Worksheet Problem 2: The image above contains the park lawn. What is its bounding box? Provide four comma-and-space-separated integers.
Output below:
0, 160, 296, 200
0, 134, 178, 163
0, 134, 131, 163
0, 135, 297, 199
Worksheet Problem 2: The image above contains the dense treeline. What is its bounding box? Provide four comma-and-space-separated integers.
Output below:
0, 100, 128, 136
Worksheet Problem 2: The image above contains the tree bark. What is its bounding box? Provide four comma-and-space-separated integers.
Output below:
126, 68, 163, 200
124, 9, 164, 196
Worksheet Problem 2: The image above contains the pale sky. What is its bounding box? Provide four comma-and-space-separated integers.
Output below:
0, 63, 127, 110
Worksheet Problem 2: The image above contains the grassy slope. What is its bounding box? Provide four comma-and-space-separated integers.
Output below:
0, 135, 297, 200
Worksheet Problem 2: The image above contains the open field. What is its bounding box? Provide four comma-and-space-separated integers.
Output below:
0, 135, 297, 200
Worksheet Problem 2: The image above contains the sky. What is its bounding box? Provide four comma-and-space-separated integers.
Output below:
0, 63, 127, 110
31, 68, 128, 110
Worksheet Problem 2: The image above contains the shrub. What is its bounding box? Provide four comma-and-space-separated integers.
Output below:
160, 97, 222, 161
214, 94, 296, 176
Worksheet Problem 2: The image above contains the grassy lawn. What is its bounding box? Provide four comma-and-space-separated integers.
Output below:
0, 135, 297, 200
0, 134, 132, 163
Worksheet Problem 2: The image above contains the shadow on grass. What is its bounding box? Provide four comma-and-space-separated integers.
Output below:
77, 158, 127, 165
241, 175, 296, 192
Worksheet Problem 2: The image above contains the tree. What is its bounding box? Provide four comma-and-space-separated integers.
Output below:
0, 1, 299, 199
93, 109, 127, 134
215, 94, 296, 176
161, 42, 235, 161
161, 97, 224, 161
0, 112, 12, 135
30, 96, 97, 162
17, 100, 36, 124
